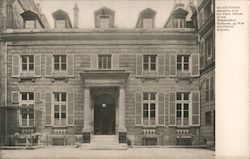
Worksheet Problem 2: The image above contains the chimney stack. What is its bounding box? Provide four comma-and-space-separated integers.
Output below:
74, 3, 79, 28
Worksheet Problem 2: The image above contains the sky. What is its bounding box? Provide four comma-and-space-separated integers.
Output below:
34, 0, 196, 28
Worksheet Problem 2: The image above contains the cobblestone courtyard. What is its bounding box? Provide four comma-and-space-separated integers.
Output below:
0, 147, 214, 159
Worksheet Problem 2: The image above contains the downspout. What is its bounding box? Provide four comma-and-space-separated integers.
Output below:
4, 42, 8, 145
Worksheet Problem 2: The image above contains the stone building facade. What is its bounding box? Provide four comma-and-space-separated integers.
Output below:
0, 0, 214, 148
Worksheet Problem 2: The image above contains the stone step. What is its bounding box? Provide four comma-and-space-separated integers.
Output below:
80, 143, 128, 150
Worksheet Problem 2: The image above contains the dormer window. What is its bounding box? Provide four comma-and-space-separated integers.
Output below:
173, 18, 185, 28
142, 18, 153, 29
95, 7, 115, 28
25, 20, 35, 29
55, 19, 66, 28
136, 8, 156, 28
21, 10, 44, 29
99, 16, 110, 28
52, 9, 72, 29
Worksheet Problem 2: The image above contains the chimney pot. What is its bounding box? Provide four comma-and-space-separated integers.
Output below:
74, 3, 79, 28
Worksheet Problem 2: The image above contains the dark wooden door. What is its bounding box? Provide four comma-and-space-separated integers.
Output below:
94, 94, 116, 135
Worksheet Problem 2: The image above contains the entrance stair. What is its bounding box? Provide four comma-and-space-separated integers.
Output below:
81, 135, 128, 150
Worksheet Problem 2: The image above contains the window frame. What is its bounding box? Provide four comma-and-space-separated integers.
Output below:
142, 92, 157, 126
205, 76, 215, 102
142, 18, 153, 29
205, 111, 212, 125
143, 55, 157, 72
99, 15, 110, 29
24, 19, 36, 29
98, 54, 112, 69
54, 55, 67, 72
21, 55, 34, 72
53, 92, 67, 126
20, 92, 35, 127
177, 55, 191, 73
55, 19, 66, 28
176, 92, 190, 126
173, 18, 185, 28
205, 34, 213, 60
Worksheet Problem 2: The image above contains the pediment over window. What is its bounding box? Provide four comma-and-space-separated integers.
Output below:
95, 7, 115, 28
52, 9, 73, 28
21, 10, 44, 28
136, 8, 156, 28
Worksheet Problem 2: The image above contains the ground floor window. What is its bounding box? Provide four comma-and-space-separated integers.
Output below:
143, 92, 156, 125
176, 92, 190, 126
54, 92, 67, 126
20, 108, 34, 127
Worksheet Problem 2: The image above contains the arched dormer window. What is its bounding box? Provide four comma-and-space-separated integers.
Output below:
52, 9, 72, 28
136, 8, 156, 29
95, 7, 115, 28
21, 10, 44, 29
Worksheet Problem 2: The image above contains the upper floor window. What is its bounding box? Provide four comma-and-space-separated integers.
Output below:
205, 34, 214, 60
205, 111, 212, 125
21, 55, 34, 72
98, 54, 111, 69
173, 18, 185, 28
206, 76, 215, 101
176, 92, 190, 126
100, 16, 110, 28
54, 55, 67, 71
25, 20, 35, 29
54, 92, 67, 126
143, 55, 156, 72
177, 55, 190, 72
20, 92, 35, 127
143, 92, 156, 125
55, 19, 66, 28
142, 18, 153, 29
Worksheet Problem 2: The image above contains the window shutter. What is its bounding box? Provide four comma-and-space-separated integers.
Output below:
200, 40, 205, 69
169, 92, 176, 126
34, 91, 41, 103
45, 92, 52, 125
135, 91, 142, 125
169, 54, 176, 77
192, 54, 199, 77
34, 55, 41, 77
67, 54, 74, 77
192, 91, 200, 126
136, 54, 143, 77
11, 91, 19, 103
45, 55, 52, 77
112, 54, 119, 69
12, 55, 20, 77
158, 54, 165, 77
158, 92, 165, 126
90, 54, 98, 69
67, 91, 74, 126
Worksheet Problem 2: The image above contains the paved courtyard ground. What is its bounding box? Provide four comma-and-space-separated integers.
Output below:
0, 147, 215, 159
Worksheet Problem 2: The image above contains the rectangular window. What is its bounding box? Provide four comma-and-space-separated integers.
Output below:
54, 55, 67, 71
54, 92, 67, 126
98, 54, 111, 69
20, 92, 35, 127
25, 20, 35, 29
206, 76, 215, 101
143, 18, 153, 29
205, 34, 213, 59
176, 92, 190, 126
177, 55, 190, 72
56, 19, 66, 28
205, 111, 212, 125
143, 92, 156, 125
143, 55, 156, 72
21, 55, 34, 71
100, 16, 110, 28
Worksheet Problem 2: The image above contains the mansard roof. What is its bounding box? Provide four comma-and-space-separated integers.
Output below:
21, 10, 45, 28
52, 9, 73, 28
136, 8, 156, 28
95, 7, 115, 15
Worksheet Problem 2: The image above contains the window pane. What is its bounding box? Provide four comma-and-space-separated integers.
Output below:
22, 93, 27, 100
143, 64, 149, 70
61, 113, 66, 118
54, 64, 60, 70
54, 93, 60, 102
22, 113, 28, 119
177, 56, 182, 62
184, 64, 189, 70
22, 64, 27, 71
184, 93, 189, 100
54, 113, 59, 118
176, 93, 181, 100
61, 93, 66, 101
151, 56, 156, 63
100, 17, 110, 28
143, 18, 153, 29
184, 56, 189, 62
184, 111, 189, 117
29, 64, 34, 70
143, 103, 148, 111
184, 104, 189, 110
29, 93, 34, 100
143, 93, 148, 100
61, 55, 66, 63
150, 111, 155, 117
29, 113, 34, 119
177, 104, 181, 110
61, 64, 66, 70
61, 105, 66, 112
54, 105, 59, 111
177, 111, 182, 117
151, 63, 156, 70
144, 56, 149, 63
54, 56, 60, 62
150, 103, 155, 110
150, 93, 155, 100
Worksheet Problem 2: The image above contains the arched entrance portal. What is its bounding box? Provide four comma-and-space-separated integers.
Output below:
94, 94, 116, 135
